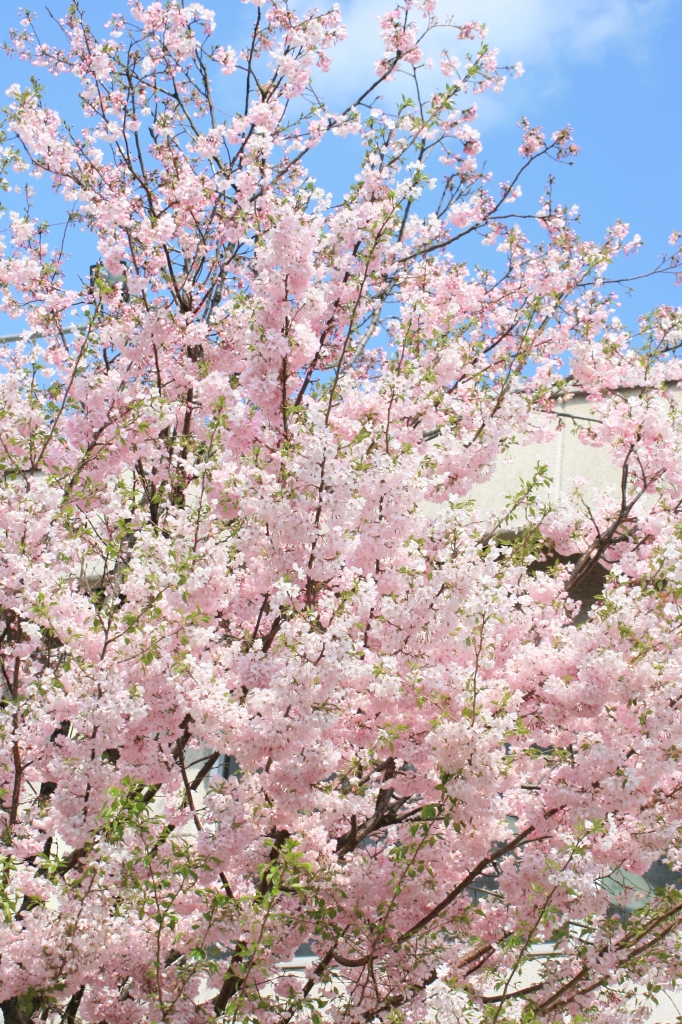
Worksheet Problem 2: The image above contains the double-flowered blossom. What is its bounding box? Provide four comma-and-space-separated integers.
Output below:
0, 2, 682, 1023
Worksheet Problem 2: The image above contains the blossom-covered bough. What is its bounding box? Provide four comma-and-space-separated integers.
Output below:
2, 2, 682, 1022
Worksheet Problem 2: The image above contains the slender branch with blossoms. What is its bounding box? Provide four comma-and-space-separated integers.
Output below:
0, 2, 682, 1023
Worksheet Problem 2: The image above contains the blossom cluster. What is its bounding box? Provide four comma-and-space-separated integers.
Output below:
0, 2, 681, 1024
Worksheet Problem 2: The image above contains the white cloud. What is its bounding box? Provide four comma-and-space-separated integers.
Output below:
428, 0, 669, 62
317, 0, 672, 110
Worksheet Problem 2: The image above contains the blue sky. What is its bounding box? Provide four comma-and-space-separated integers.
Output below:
0, 0, 679, 332
330, 0, 682, 322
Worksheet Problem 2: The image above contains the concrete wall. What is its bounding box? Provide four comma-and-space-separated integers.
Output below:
468, 393, 619, 517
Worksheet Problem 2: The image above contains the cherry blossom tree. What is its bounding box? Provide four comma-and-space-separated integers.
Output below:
2, 2, 682, 1022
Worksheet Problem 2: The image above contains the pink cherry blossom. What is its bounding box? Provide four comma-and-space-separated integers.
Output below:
0, 3, 681, 1024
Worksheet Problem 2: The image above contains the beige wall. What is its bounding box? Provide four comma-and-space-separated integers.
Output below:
468, 393, 619, 517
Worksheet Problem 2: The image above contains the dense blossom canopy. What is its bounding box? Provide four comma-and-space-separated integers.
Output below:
1, 2, 682, 1023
